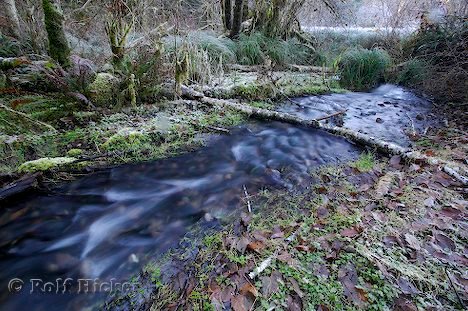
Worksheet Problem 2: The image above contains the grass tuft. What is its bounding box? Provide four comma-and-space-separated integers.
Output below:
337, 48, 391, 90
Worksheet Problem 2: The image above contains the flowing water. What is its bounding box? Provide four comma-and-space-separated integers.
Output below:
0, 85, 434, 310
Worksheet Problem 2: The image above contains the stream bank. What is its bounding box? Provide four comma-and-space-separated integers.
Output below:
1, 82, 466, 310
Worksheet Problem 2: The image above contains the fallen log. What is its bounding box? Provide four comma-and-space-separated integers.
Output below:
195, 95, 468, 185
0, 173, 40, 201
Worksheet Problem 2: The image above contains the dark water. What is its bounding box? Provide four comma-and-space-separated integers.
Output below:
0, 85, 434, 310
279, 84, 435, 146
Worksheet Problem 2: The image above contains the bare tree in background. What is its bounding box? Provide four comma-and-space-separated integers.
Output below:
0, 0, 21, 38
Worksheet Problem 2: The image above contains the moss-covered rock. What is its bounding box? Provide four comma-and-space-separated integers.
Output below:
66, 148, 83, 157
101, 129, 150, 152
18, 157, 76, 173
88, 72, 120, 106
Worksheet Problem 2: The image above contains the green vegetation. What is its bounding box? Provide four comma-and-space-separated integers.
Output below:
353, 152, 376, 172
18, 156, 77, 173
337, 48, 391, 90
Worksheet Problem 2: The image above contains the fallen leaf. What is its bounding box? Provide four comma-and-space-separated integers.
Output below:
316, 206, 329, 219
340, 227, 360, 238
338, 263, 366, 307
433, 233, 456, 251
239, 283, 259, 298
390, 155, 402, 168
287, 294, 303, 311
393, 296, 418, 311
247, 240, 265, 252
287, 277, 304, 298
277, 251, 296, 266
295, 244, 310, 252
261, 271, 282, 297
404, 233, 421, 251
231, 294, 252, 311
397, 277, 421, 295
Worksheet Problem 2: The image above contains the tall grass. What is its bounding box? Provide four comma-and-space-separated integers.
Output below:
337, 48, 391, 90
235, 32, 315, 66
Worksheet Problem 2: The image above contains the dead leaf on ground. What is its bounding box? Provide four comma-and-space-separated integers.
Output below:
397, 277, 421, 295
340, 227, 360, 238
239, 282, 259, 298
338, 263, 366, 307
231, 294, 253, 311
404, 233, 421, 251
247, 240, 265, 252
393, 296, 418, 311
261, 271, 282, 297
433, 233, 456, 251
287, 294, 303, 311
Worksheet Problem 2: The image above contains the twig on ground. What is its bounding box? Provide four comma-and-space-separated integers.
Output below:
405, 112, 417, 136
444, 268, 465, 308
249, 225, 302, 279
315, 109, 347, 122
243, 184, 252, 213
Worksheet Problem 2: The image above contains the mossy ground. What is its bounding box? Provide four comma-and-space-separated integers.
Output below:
0, 94, 246, 177
108, 152, 466, 310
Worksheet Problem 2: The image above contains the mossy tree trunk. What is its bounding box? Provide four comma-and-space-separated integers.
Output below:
42, 0, 71, 67
251, 0, 306, 39
105, 0, 133, 70
0, 0, 21, 39
229, 0, 244, 38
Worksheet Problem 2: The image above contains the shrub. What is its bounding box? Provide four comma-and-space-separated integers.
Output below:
236, 32, 316, 66
394, 59, 428, 87
337, 48, 391, 90
0, 34, 21, 57
164, 32, 236, 84
236, 32, 265, 65
399, 16, 467, 102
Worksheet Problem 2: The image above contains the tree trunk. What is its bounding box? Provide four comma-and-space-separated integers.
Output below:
42, 0, 70, 67
229, 0, 244, 38
242, 0, 249, 21
0, 0, 21, 39
222, 0, 232, 31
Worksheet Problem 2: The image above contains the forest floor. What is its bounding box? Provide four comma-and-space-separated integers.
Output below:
106, 144, 467, 310
1, 67, 467, 310
103, 94, 467, 310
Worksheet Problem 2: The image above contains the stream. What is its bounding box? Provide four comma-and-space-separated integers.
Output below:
0, 85, 434, 310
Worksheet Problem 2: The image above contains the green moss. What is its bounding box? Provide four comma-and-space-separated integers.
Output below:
232, 83, 277, 100
353, 152, 375, 172
88, 73, 120, 107
18, 156, 76, 173
42, 0, 70, 67
66, 148, 83, 157
101, 131, 150, 152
